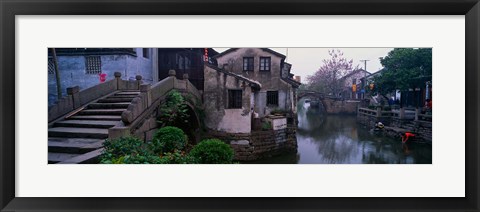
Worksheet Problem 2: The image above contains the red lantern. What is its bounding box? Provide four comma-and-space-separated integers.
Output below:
99, 73, 107, 83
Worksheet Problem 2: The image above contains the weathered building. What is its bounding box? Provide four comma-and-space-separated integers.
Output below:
48, 48, 157, 106
202, 48, 301, 160
212, 48, 301, 118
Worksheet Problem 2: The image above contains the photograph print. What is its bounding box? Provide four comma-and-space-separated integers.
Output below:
47, 47, 432, 164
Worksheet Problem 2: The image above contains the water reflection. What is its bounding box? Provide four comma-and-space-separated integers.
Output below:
254, 100, 432, 164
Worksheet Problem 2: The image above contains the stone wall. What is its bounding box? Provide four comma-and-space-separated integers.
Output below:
205, 128, 297, 161
203, 65, 253, 133
390, 118, 432, 142
356, 113, 391, 128
322, 98, 360, 114
357, 112, 432, 143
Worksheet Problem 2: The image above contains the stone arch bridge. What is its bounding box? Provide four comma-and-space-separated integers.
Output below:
47, 70, 202, 164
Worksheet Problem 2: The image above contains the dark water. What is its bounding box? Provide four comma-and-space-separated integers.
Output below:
253, 101, 432, 164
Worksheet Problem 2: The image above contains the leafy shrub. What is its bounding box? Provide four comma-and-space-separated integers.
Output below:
151, 126, 187, 154
162, 150, 198, 164
109, 154, 169, 164
158, 90, 190, 126
261, 121, 272, 131
100, 136, 145, 163
188, 139, 234, 164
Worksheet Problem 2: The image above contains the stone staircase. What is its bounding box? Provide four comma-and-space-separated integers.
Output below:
48, 90, 140, 164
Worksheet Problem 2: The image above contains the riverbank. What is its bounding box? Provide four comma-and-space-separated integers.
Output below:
356, 107, 432, 143
250, 106, 432, 164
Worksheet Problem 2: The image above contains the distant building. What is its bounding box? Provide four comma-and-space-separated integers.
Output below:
48, 48, 156, 106
339, 69, 370, 99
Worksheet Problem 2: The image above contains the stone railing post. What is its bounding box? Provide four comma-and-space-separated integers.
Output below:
169, 69, 176, 89
415, 108, 421, 121
183, 73, 189, 90
66, 86, 80, 109
399, 107, 405, 119
114, 72, 122, 90
140, 84, 152, 107
136, 75, 143, 90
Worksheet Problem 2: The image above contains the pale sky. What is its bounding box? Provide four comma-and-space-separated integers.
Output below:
214, 48, 394, 83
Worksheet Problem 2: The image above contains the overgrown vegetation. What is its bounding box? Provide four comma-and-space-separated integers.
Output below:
188, 139, 234, 164
100, 127, 234, 164
158, 90, 190, 127
261, 121, 272, 131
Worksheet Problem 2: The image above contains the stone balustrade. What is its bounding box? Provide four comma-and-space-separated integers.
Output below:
48, 72, 141, 122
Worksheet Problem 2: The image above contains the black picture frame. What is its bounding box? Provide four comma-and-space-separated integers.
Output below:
1, 0, 478, 211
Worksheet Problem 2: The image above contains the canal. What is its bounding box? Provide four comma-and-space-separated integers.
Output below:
253, 100, 432, 164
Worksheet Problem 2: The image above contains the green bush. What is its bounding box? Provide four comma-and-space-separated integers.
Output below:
100, 136, 143, 163
261, 121, 272, 131
100, 136, 156, 164
110, 154, 169, 164
188, 139, 234, 164
162, 150, 198, 164
158, 90, 190, 126
151, 126, 187, 154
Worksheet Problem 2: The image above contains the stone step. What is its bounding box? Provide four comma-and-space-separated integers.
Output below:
78, 109, 126, 115
97, 98, 134, 103
88, 102, 131, 109
54, 120, 119, 128
68, 115, 122, 121
48, 127, 109, 139
48, 152, 82, 164
48, 137, 104, 154
57, 148, 104, 164
111, 95, 138, 99
116, 91, 140, 95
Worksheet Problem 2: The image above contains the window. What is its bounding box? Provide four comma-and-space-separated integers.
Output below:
48, 58, 55, 74
143, 48, 150, 59
267, 91, 279, 106
85, 56, 101, 74
228, 90, 243, 109
260, 57, 271, 71
243, 57, 254, 71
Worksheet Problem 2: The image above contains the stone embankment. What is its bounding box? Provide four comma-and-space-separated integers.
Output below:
205, 127, 297, 161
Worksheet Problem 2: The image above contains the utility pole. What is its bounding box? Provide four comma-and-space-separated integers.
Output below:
360, 60, 369, 99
